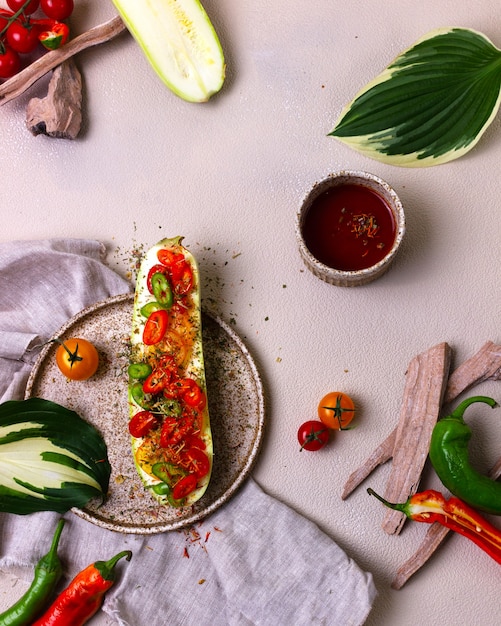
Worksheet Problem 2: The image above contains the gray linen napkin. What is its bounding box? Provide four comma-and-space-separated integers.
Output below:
0, 239, 376, 625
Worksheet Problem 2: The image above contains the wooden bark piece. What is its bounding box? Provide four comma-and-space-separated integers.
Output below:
341, 431, 395, 500
342, 342, 501, 499
381, 342, 452, 535
26, 58, 82, 139
443, 341, 501, 405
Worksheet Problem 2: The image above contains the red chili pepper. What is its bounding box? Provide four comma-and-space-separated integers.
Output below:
32, 550, 132, 626
38, 22, 69, 50
368, 488, 501, 565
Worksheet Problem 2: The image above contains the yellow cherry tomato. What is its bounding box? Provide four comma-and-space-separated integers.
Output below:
55, 338, 99, 380
318, 392, 356, 430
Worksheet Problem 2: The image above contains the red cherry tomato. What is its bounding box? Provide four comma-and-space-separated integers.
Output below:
146, 264, 169, 293
6, 20, 40, 54
40, 0, 73, 20
159, 416, 193, 448
7, 0, 40, 14
181, 378, 206, 409
182, 447, 210, 479
143, 309, 168, 345
129, 411, 158, 438
297, 420, 329, 451
0, 45, 20, 79
172, 474, 197, 500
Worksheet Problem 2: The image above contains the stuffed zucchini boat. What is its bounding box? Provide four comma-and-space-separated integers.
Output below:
128, 237, 212, 507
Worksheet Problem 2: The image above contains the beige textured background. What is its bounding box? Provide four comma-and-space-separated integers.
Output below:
1, 1, 500, 624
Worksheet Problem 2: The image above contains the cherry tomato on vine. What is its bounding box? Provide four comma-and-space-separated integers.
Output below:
55, 337, 99, 380
7, 0, 40, 15
6, 20, 40, 54
0, 45, 20, 79
40, 0, 73, 20
297, 420, 329, 451
318, 392, 356, 430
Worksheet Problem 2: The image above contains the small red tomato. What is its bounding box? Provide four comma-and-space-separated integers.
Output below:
6, 20, 40, 54
297, 420, 329, 452
40, 0, 73, 20
0, 45, 20, 79
7, 0, 40, 15
128, 411, 158, 438
182, 447, 210, 479
172, 474, 197, 500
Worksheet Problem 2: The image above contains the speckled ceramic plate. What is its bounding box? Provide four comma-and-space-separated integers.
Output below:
25, 293, 266, 534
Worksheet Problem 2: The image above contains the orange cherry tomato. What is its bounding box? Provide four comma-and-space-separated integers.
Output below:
55, 338, 99, 381
317, 392, 356, 430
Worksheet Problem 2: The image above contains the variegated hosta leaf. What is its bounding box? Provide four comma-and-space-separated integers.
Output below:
0, 397, 111, 514
329, 28, 501, 167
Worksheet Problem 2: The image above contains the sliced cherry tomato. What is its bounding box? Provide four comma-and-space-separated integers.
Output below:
129, 411, 158, 438
0, 45, 20, 79
6, 19, 40, 53
184, 434, 206, 450
181, 378, 206, 409
318, 392, 356, 430
142, 369, 169, 395
55, 337, 99, 381
297, 420, 329, 451
40, 0, 73, 20
157, 249, 185, 268
143, 309, 168, 345
7, 0, 40, 14
172, 262, 193, 295
172, 473, 197, 500
159, 415, 193, 447
182, 447, 210, 479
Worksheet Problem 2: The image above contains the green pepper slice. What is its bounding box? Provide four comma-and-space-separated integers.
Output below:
140, 301, 165, 318
128, 362, 153, 380
151, 272, 174, 309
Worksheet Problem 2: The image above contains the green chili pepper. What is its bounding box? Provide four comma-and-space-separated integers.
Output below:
130, 382, 152, 409
429, 395, 500, 515
127, 362, 153, 380
151, 272, 173, 309
0, 519, 65, 626
140, 301, 165, 318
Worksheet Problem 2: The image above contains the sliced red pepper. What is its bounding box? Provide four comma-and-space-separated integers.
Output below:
128, 411, 158, 438
38, 21, 69, 50
172, 474, 197, 500
142, 368, 170, 395
143, 309, 168, 345
182, 447, 210, 479
368, 488, 501, 565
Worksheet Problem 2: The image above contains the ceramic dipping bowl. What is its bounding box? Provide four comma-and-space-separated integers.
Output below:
296, 170, 405, 287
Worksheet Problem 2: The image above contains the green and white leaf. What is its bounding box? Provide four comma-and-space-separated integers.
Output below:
329, 28, 501, 167
0, 398, 111, 514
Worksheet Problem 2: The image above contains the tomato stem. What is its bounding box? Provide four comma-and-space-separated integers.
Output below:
51, 338, 83, 367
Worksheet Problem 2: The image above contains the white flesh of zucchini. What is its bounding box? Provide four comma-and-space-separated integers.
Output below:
112, 0, 225, 102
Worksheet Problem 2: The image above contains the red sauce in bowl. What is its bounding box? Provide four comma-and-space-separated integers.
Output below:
301, 183, 396, 272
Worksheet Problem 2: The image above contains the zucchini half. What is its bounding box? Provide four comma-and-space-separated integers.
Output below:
111, 0, 225, 103
129, 237, 212, 507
